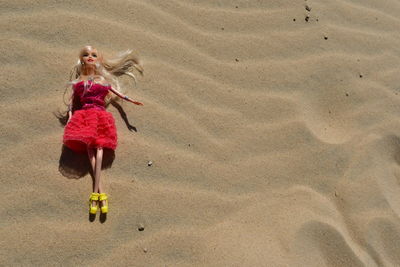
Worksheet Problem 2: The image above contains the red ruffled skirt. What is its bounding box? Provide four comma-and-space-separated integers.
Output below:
63, 108, 117, 153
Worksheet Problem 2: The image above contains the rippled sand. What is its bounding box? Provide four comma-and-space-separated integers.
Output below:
2, 0, 400, 266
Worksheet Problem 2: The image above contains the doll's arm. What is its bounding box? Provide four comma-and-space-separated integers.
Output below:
67, 104, 72, 123
67, 93, 73, 123
109, 87, 144, 106
68, 107, 71, 120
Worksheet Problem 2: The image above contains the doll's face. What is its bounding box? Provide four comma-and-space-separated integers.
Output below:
80, 47, 101, 67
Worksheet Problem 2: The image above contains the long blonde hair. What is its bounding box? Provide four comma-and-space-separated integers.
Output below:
63, 46, 143, 107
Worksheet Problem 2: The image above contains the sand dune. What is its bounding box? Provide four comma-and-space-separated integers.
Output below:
2, 0, 400, 266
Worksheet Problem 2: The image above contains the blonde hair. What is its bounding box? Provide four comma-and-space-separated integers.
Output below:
63, 46, 143, 107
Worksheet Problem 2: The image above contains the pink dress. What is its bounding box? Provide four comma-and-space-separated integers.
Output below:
63, 80, 118, 153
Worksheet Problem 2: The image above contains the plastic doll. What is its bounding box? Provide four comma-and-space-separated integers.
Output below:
62, 45, 143, 215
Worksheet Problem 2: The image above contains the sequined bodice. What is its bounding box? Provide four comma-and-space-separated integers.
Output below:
73, 80, 111, 110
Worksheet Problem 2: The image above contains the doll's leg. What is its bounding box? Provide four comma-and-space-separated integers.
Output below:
93, 147, 103, 192
87, 147, 97, 208
87, 148, 96, 175
88, 147, 105, 193
98, 178, 104, 194
94, 147, 105, 205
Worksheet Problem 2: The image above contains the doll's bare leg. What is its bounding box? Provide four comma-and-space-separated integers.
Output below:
98, 179, 104, 193
87, 147, 97, 208
94, 147, 106, 206
87, 148, 96, 174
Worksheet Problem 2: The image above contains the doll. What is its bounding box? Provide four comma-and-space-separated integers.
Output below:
62, 45, 143, 215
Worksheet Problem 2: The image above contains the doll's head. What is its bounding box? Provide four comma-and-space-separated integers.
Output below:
79, 46, 103, 73
71, 45, 143, 83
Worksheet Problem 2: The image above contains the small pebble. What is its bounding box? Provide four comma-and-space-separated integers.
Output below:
305, 15, 310, 22
293, 18, 296, 21
324, 35, 328, 40
305, 5, 311, 11
345, 93, 349, 97
235, 58, 239, 62
235, 6, 238, 8
143, 248, 148, 253
138, 224, 145, 231
359, 74, 363, 78
147, 161, 153, 166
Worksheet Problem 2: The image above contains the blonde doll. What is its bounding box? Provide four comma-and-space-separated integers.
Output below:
63, 45, 143, 215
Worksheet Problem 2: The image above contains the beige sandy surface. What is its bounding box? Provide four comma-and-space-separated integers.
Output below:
2, 0, 400, 266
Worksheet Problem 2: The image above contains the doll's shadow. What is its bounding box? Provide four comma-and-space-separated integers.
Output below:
110, 100, 138, 132
58, 145, 115, 179
89, 211, 107, 223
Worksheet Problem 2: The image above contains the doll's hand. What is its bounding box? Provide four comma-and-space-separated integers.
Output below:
132, 101, 144, 106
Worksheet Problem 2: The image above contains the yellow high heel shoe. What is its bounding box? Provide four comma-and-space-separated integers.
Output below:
99, 193, 109, 214
89, 192, 100, 214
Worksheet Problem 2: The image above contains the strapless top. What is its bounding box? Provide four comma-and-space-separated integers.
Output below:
73, 80, 111, 110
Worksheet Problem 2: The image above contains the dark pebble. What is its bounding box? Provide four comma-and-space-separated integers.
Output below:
305, 5, 311, 11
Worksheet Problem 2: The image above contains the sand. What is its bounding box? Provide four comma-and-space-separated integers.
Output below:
2, 0, 400, 266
